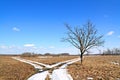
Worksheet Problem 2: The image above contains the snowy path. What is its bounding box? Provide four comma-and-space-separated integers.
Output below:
12, 57, 80, 80
12, 57, 43, 69
51, 69, 73, 80
28, 71, 49, 80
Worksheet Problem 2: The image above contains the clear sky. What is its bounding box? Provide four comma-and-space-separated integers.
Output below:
0, 0, 120, 54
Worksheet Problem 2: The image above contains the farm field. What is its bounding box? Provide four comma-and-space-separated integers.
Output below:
0, 56, 35, 80
1, 0, 120, 80
21, 56, 77, 64
68, 56, 120, 80
0, 55, 120, 80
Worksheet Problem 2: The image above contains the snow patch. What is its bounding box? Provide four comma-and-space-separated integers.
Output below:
28, 71, 49, 80
111, 61, 119, 65
51, 69, 73, 80
12, 57, 43, 69
87, 77, 93, 80
12, 57, 80, 80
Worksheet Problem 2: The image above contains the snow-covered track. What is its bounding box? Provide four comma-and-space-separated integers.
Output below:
12, 57, 80, 80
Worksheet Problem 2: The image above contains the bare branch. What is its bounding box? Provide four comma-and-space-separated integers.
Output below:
62, 21, 104, 64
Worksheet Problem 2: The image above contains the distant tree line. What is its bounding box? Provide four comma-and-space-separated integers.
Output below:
21, 52, 70, 57
21, 52, 40, 57
44, 53, 70, 56
103, 48, 120, 55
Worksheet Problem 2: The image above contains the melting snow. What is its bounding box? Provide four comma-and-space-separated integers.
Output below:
28, 71, 49, 80
12, 57, 80, 80
51, 69, 73, 80
111, 61, 119, 65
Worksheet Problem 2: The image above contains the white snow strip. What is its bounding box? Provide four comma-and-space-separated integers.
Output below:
51, 69, 73, 80
60, 58, 80, 69
12, 57, 80, 80
51, 58, 80, 80
23, 59, 51, 68
12, 57, 43, 69
12, 57, 80, 69
12, 57, 51, 68
50, 58, 80, 68
66, 58, 80, 65
28, 71, 49, 80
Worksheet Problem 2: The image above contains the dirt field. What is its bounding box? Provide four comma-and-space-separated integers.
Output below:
68, 56, 120, 80
0, 55, 120, 80
21, 56, 77, 64
0, 56, 35, 80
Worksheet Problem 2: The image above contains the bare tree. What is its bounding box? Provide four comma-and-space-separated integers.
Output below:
62, 21, 104, 64
103, 48, 120, 55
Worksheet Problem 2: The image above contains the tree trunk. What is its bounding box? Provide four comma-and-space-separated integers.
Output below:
80, 53, 83, 64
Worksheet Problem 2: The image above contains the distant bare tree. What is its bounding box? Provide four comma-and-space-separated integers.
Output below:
113, 48, 120, 55
62, 21, 104, 64
103, 48, 120, 55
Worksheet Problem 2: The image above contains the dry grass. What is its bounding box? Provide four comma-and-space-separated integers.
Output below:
0, 55, 77, 80
68, 55, 120, 80
21, 56, 77, 65
0, 55, 120, 80
0, 56, 35, 80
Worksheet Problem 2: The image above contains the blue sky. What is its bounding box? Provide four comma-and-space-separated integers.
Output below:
0, 0, 120, 54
